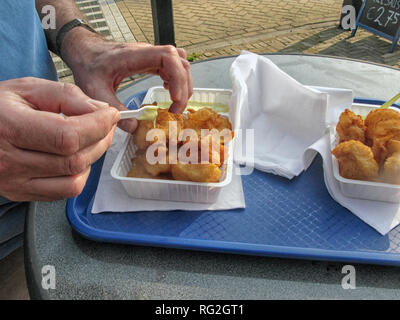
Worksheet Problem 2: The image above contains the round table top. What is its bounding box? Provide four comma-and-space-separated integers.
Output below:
25, 54, 400, 300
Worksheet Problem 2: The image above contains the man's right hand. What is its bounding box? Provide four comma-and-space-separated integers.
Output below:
0, 77, 120, 201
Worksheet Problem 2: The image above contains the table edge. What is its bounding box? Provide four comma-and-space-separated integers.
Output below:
24, 201, 51, 300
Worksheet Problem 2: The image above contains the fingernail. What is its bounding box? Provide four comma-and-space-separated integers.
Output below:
119, 119, 137, 133
88, 99, 109, 109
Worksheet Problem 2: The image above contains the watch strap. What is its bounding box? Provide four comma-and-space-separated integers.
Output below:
55, 18, 97, 57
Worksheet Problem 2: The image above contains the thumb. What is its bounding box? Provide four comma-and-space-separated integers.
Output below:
91, 87, 138, 133
16, 78, 110, 116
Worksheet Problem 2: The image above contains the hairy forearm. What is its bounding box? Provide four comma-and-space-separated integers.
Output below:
35, 0, 105, 66
35, 0, 85, 52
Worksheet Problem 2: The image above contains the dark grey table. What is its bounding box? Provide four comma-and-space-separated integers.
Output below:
25, 54, 400, 300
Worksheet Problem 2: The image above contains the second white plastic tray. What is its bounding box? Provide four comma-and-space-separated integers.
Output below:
330, 103, 400, 203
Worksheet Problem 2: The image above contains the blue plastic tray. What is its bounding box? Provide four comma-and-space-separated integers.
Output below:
66, 92, 400, 266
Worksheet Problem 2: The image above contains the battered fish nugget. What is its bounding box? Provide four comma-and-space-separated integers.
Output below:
127, 156, 153, 179
133, 108, 184, 150
386, 139, 400, 154
370, 135, 398, 165
130, 106, 233, 183
199, 134, 222, 166
365, 109, 400, 143
381, 140, 400, 184
184, 108, 232, 138
171, 163, 221, 183
180, 133, 225, 167
336, 109, 366, 143
156, 108, 184, 140
382, 155, 400, 184
331, 140, 379, 181
132, 120, 154, 151
135, 152, 170, 177
364, 109, 400, 163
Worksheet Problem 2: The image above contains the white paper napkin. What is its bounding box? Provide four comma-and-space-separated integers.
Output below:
91, 128, 245, 213
230, 51, 353, 179
307, 134, 400, 235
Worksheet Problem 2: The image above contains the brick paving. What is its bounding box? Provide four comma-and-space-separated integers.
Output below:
114, 0, 400, 69
59, 0, 400, 83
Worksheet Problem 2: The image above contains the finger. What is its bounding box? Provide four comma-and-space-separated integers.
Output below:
27, 166, 91, 200
181, 57, 194, 99
159, 57, 192, 106
10, 106, 119, 156
10, 125, 116, 178
164, 55, 189, 114
109, 45, 189, 112
88, 85, 138, 133
176, 49, 193, 99
14, 77, 110, 115
86, 45, 189, 114
176, 48, 187, 59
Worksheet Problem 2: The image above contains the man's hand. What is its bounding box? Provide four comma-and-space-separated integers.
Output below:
35, 0, 193, 133
0, 77, 120, 201
62, 32, 193, 132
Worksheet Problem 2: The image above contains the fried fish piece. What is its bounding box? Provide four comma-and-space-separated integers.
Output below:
132, 120, 154, 151
136, 152, 170, 177
382, 155, 400, 184
331, 140, 379, 181
130, 106, 233, 183
386, 139, 400, 154
199, 134, 222, 166
364, 109, 400, 164
156, 108, 184, 140
179, 132, 227, 167
127, 156, 153, 179
336, 109, 366, 143
365, 109, 400, 142
132, 108, 184, 150
171, 162, 221, 183
381, 140, 400, 184
370, 135, 397, 165
184, 108, 232, 138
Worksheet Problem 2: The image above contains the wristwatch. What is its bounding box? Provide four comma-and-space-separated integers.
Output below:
55, 18, 97, 57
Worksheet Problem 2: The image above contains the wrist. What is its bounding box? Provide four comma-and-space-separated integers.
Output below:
60, 26, 107, 71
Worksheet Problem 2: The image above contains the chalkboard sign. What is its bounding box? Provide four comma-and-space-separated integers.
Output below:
351, 0, 400, 52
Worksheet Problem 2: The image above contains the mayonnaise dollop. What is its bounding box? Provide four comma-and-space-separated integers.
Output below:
136, 102, 229, 122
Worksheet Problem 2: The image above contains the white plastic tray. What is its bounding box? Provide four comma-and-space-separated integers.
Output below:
111, 87, 235, 203
330, 103, 400, 203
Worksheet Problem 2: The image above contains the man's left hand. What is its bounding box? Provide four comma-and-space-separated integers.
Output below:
63, 35, 193, 133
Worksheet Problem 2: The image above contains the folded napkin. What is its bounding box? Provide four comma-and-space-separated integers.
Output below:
230, 51, 353, 179
91, 128, 245, 213
307, 134, 400, 235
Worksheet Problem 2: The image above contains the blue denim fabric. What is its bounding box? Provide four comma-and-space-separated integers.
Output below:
0, 201, 27, 259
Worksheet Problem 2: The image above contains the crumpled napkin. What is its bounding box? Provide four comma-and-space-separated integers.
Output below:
229, 51, 400, 235
230, 51, 353, 179
91, 128, 245, 213
307, 134, 400, 235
